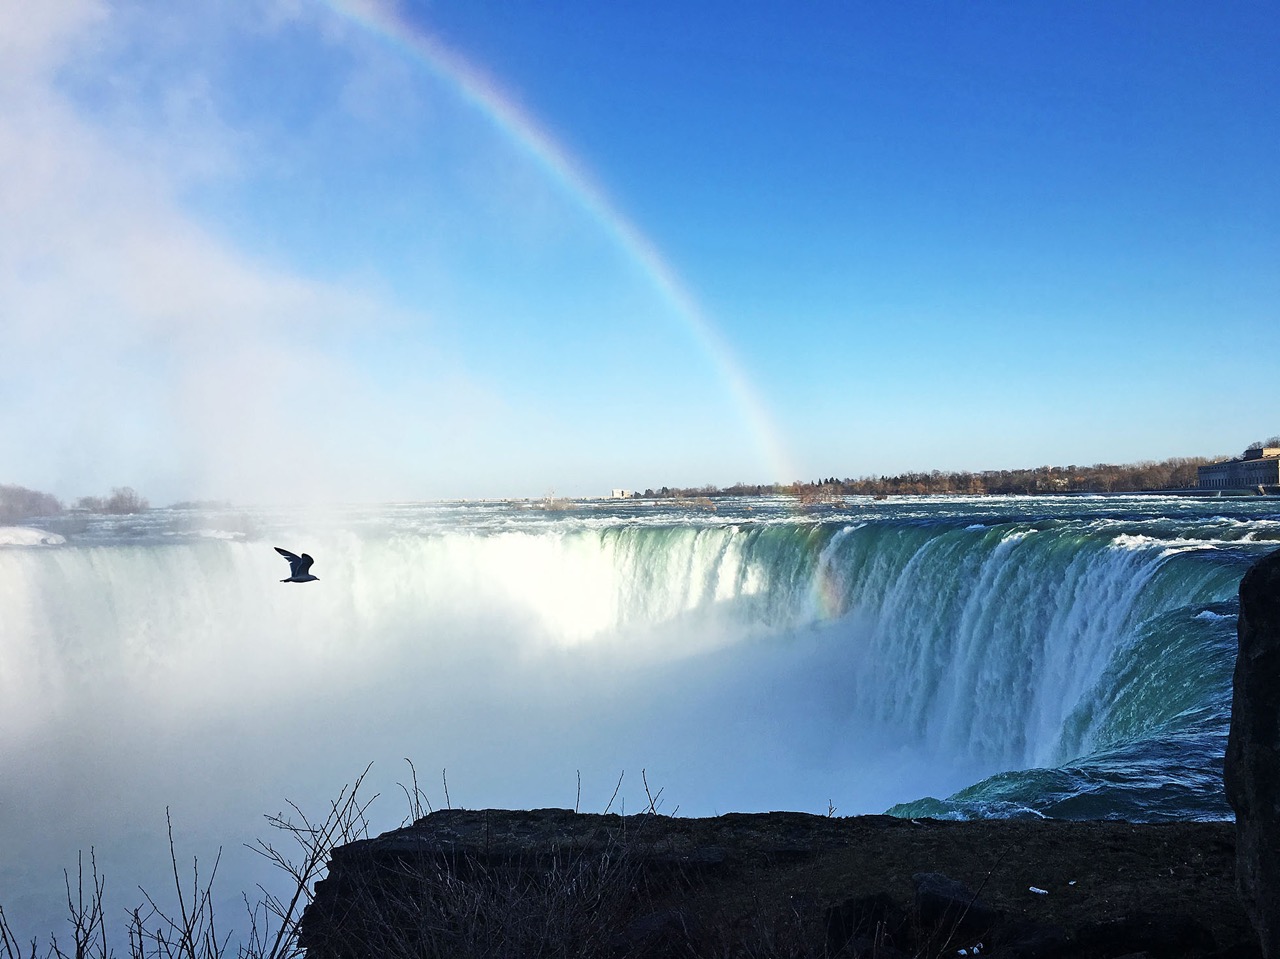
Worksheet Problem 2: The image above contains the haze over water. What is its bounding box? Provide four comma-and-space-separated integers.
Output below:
2, 494, 1276, 940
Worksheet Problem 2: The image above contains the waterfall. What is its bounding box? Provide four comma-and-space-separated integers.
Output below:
0, 515, 1241, 770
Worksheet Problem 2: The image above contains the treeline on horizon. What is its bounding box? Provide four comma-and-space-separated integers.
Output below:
0, 484, 148, 523
641, 455, 1224, 500
5, 438, 1276, 519
638, 434, 1278, 501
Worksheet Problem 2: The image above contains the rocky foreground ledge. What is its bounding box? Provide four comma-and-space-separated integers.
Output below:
297, 808, 1255, 958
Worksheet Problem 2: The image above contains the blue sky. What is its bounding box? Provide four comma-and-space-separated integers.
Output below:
1, 1, 1276, 503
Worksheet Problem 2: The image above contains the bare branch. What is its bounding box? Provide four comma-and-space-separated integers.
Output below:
603, 771, 624, 816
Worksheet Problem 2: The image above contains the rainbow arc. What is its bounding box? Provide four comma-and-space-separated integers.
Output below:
324, 0, 798, 487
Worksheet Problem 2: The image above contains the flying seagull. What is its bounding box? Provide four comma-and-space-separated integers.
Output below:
275, 547, 319, 583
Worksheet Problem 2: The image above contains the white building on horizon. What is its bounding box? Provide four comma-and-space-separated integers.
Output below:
1198, 446, 1280, 490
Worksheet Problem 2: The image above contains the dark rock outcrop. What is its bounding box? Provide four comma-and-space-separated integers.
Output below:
298, 809, 1252, 959
1226, 548, 1280, 959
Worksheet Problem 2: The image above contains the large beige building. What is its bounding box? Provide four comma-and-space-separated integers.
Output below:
1198, 446, 1280, 490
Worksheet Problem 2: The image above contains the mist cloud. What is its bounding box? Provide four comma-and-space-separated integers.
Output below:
0, 2, 509, 505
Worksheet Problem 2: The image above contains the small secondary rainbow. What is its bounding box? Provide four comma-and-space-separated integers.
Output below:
323, 0, 799, 487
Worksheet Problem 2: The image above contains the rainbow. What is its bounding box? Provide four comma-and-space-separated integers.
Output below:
322, 0, 799, 487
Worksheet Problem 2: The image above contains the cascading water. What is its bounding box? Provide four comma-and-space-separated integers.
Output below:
825, 520, 1238, 771
0, 495, 1275, 938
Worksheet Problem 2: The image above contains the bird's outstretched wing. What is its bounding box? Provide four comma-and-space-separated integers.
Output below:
275, 546, 305, 577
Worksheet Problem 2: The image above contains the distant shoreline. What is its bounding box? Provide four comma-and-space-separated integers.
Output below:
607, 486, 1278, 504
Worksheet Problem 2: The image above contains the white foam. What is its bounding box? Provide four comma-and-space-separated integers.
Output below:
1111, 533, 1219, 555
0, 526, 65, 546
1111, 533, 1156, 550
1194, 610, 1232, 622
999, 527, 1037, 543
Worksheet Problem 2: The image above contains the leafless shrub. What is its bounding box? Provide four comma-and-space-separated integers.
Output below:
302, 828, 663, 959
792, 483, 843, 508
0, 851, 111, 959
0, 484, 63, 522
74, 488, 149, 514
395, 759, 432, 826
241, 766, 376, 959
126, 812, 230, 959
0, 769, 377, 959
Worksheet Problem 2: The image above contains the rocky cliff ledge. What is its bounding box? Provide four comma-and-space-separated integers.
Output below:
1226, 548, 1280, 959
298, 809, 1254, 958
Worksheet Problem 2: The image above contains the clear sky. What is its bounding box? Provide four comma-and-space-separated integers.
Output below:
1, 0, 1276, 504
